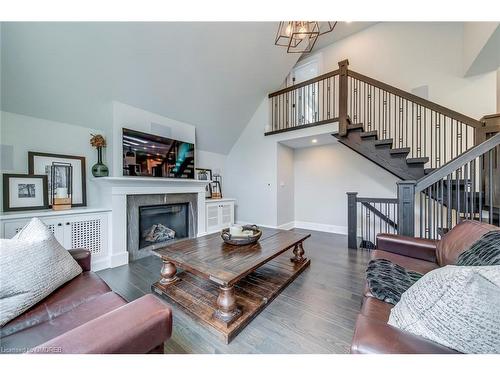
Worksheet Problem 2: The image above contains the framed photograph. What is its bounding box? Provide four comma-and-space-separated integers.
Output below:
3, 174, 49, 212
195, 168, 212, 181
28, 152, 87, 207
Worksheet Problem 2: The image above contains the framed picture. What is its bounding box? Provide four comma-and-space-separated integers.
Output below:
3, 174, 49, 212
195, 168, 212, 181
28, 152, 87, 207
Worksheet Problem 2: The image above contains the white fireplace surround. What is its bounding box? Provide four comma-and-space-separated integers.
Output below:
95, 177, 210, 268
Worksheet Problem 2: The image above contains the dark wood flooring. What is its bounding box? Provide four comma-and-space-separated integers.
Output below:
97, 229, 371, 354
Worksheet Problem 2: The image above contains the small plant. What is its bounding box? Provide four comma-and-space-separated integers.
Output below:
90, 134, 107, 148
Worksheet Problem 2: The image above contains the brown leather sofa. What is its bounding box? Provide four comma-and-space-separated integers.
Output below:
350, 220, 498, 354
0, 249, 173, 354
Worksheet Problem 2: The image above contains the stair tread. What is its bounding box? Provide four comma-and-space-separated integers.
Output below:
374, 139, 393, 147
360, 131, 378, 139
406, 157, 429, 164
347, 123, 364, 131
390, 147, 411, 155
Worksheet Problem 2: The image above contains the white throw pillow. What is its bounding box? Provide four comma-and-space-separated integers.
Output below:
388, 265, 500, 353
0, 218, 82, 326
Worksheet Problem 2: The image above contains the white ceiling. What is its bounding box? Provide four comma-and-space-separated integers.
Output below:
0, 22, 375, 154
279, 132, 338, 149
0, 22, 300, 154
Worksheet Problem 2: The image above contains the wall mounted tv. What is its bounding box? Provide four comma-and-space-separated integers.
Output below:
122, 128, 195, 179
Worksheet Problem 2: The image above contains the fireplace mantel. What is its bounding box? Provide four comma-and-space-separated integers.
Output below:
95, 176, 209, 268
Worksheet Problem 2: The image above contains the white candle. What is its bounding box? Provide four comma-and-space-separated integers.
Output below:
229, 225, 243, 236
56, 187, 68, 199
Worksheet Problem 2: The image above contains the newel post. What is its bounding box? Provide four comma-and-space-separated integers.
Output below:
347, 192, 358, 249
397, 181, 416, 237
338, 59, 349, 137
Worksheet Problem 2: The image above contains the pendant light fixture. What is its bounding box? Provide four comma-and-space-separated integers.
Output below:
275, 21, 337, 53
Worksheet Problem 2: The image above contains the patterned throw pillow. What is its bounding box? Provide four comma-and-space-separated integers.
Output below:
0, 218, 82, 326
456, 230, 500, 266
388, 265, 500, 353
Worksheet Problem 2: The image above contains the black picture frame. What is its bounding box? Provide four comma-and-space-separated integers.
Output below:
2, 173, 49, 212
195, 168, 212, 181
28, 152, 87, 207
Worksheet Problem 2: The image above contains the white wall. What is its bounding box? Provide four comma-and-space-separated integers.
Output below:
0, 109, 227, 211
293, 143, 398, 234
225, 99, 278, 227
0, 111, 105, 208
225, 22, 497, 232
277, 143, 294, 227
312, 22, 496, 119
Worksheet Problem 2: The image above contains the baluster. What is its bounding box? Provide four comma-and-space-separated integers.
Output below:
489, 149, 493, 224
479, 154, 483, 222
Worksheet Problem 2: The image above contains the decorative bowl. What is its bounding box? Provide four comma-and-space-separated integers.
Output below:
221, 225, 262, 246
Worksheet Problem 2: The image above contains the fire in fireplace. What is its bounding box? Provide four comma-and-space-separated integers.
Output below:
138, 203, 189, 249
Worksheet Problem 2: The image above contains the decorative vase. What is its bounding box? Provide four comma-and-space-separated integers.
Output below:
92, 147, 109, 177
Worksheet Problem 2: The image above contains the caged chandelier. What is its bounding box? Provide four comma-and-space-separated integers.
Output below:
274, 21, 337, 53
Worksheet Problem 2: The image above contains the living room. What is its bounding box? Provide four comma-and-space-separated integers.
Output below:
1, 0, 500, 373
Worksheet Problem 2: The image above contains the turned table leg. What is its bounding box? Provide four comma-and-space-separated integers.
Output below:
160, 260, 178, 285
213, 285, 241, 325
290, 241, 306, 263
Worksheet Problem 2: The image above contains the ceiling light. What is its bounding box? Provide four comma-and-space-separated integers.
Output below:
275, 21, 337, 54
312, 139, 318, 143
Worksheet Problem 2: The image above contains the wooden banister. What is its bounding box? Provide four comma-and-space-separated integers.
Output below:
347, 70, 483, 129
268, 69, 340, 98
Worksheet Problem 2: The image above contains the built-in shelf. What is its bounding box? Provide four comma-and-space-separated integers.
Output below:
0, 207, 111, 221
206, 198, 236, 203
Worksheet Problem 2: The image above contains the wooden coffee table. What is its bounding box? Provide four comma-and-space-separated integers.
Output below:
151, 228, 311, 343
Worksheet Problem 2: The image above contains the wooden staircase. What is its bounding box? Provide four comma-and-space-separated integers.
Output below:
333, 122, 429, 180
266, 59, 500, 247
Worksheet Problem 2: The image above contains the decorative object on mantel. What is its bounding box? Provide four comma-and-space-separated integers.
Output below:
2, 173, 49, 212
221, 224, 262, 246
213, 173, 223, 195
210, 181, 222, 199
195, 168, 212, 181
28, 152, 87, 207
274, 21, 337, 53
50, 162, 73, 211
195, 168, 213, 198
90, 134, 109, 177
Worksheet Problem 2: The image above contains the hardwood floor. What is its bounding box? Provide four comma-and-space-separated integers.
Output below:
97, 229, 371, 354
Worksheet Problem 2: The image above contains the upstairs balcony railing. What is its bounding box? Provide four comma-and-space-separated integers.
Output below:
267, 59, 487, 170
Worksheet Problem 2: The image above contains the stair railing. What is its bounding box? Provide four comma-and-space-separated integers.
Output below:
267, 67, 341, 135
346, 70, 484, 169
347, 193, 398, 249
268, 59, 485, 170
397, 131, 500, 239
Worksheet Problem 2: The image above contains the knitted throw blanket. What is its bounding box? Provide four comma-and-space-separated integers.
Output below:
366, 259, 423, 305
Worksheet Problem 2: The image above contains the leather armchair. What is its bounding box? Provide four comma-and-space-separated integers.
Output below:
1, 249, 173, 354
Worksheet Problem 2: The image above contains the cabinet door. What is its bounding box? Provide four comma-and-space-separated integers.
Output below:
206, 204, 220, 233
220, 203, 234, 228
3, 218, 64, 245
63, 214, 107, 259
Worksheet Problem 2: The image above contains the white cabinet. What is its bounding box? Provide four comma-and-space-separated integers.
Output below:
1, 209, 110, 268
205, 199, 235, 234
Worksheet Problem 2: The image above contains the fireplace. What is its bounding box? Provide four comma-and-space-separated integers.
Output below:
127, 193, 198, 261
139, 203, 189, 249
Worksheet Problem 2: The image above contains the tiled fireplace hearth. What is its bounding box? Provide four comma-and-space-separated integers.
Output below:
96, 177, 209, 268
127, 193, 197, 261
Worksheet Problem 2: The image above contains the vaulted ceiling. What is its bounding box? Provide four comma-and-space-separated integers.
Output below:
0, 22, 374, 154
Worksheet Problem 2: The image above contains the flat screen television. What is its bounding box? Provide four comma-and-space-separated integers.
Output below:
122, 128, 195, 179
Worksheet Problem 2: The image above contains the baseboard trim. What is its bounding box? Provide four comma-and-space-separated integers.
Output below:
294, 221, 348, 235
277, 221, 295, 230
